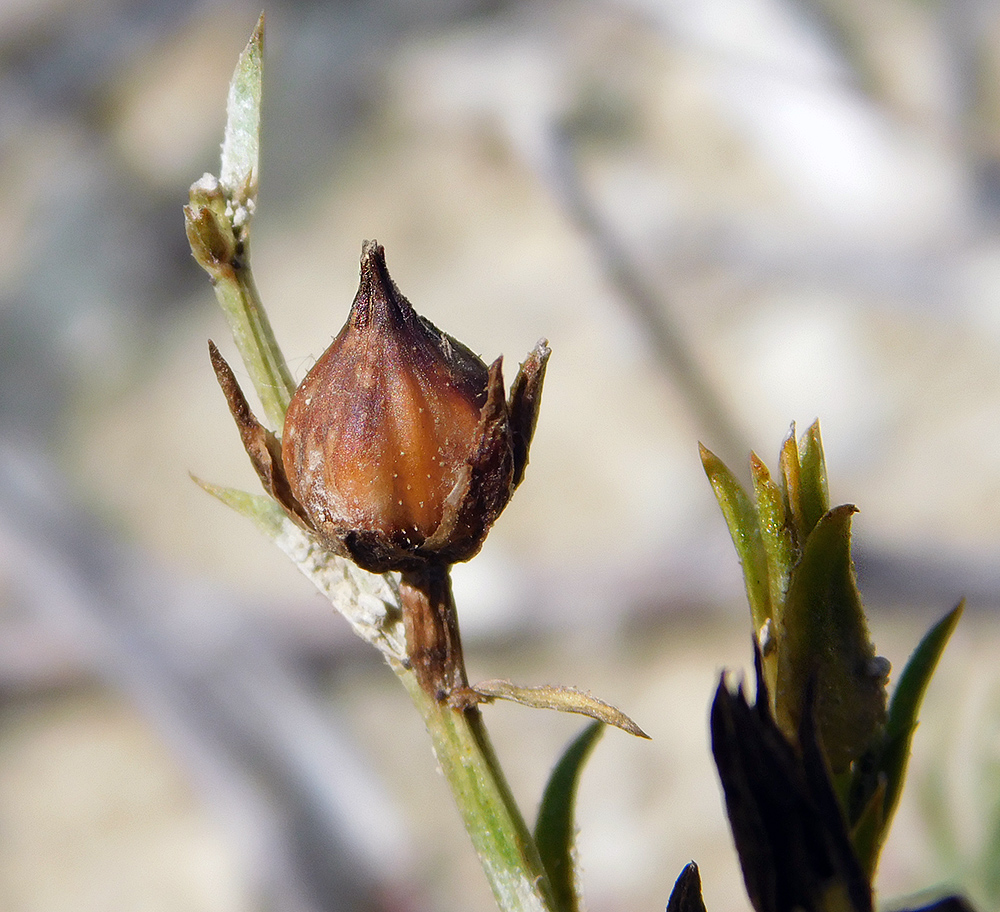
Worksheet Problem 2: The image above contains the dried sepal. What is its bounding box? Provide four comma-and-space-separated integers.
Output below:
508, 340, 551, 490
208, 340, 313, 534
425, 357, 514, 562
471, 679, 648, 739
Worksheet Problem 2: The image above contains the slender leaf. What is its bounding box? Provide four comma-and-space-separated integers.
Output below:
880, 602, 964, 828
192, 476, 407, 661
797, 420, 830, 538
845, 604, 962, 877
885, 601, 964, 746
750, 452, 796, 622
221, 12, 264, 205
700, 443, 771, 630
534, 722, 604, 912
192, 475, 288, 537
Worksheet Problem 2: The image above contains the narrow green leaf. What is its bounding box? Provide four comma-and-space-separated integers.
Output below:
885, 601, 964, 745
221, 12, 264, 206
777, 505, 886, 771
700, 443, 771, 631
797, 420, 830, 539
534, 722, 605, 912
750, 452, 796, 623
846, 602, 963, 877
779, 427, 803, 539
192, 474, 287, 536
881, 602, 964, 826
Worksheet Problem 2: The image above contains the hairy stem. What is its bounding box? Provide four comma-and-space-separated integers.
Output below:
397, 666, 557, 912
395, 564, 556, 912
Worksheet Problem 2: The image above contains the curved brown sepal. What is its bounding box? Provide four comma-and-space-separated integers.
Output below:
425, 356, 514, 563
508, 339, 551, 490
208, 340, 313, 532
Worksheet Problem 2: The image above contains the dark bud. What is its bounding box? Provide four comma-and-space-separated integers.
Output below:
667, 862, 708, 912
710, 644, 873, 912
280, 240, 549, 572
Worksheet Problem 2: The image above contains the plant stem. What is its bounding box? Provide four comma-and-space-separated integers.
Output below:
395, 566, 556, 912
213, 258, 296, 431
397, 667, 557, 912
192, 18, 559, 911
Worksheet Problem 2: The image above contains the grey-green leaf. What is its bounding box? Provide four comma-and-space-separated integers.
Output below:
220, 12, 264, 207
192, 476, 407, 662
192, 474, 287, 536
534, 722, 604, 912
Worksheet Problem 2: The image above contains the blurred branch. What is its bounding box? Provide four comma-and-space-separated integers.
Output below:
536, 125, 753, 464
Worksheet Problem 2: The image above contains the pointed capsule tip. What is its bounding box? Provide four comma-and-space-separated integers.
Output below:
360, 238, 383, 264
352, 240, 416, 328
359, 240, 389, 288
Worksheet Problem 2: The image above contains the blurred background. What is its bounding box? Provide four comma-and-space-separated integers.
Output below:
2, 0, 1000, 910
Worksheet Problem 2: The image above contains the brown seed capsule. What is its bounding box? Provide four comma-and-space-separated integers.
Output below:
279, 240, 549, 572
209, 240, 550, 698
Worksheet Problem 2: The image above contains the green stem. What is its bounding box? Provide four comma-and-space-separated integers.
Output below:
211, 258, 296, 430
398, 669, 557, 912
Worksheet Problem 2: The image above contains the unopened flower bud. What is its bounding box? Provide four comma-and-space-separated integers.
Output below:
185, 175, 238, 274
280, 241, 548, 572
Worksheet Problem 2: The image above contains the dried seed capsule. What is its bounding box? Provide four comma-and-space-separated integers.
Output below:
279, 241, 549, 572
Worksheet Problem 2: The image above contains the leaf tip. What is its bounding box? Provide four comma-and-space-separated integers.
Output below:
244, 11, 265, 60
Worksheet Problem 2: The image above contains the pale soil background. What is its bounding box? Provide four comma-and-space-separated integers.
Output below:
1, 0, 1000, 911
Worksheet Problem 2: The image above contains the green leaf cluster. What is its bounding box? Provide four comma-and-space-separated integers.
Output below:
703, 421, 962, 876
